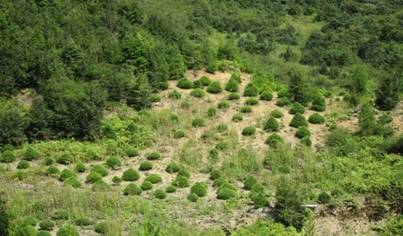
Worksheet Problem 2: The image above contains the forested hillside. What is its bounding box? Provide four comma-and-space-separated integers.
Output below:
0, 0, 402, 235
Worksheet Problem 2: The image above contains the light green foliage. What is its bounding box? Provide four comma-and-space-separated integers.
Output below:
264, 117, 279, 132
191, 89, 206, 98
207, 81, 223, 94
177, 79, 193, 89
289, 114, 308, 128
145, 174, 162, 184
122, 169, 140, 181
141, 180, 153, 191
242, 127, 256, 136
243, 83, 258, 97
289, 103, 305, 114
191, 182, 208, 197
124, 184, 142, 196
308, 113, 325, 124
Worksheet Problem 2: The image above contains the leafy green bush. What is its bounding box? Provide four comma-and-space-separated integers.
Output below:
177, 78, 193, 89
11, 224, 37, 236
289, 113, 308, 128
123, 183, 142, 196
242, 127, 256, 136
145, 174, 162, 184
17, 160, 30, 169
91, 180, 111, 192
260, 91, 273, 101
59, 169, 76, 182
106, 157, 121, 169
207, 81, 223, 94
308, 113, 325, 124
210, 170, 221, 180
276, 97, 291, 107
39, 220, 55, 231
225, 78, 239, 92
38, 231, 51, 236
227, 92, 240, 100
232, 114, 243, 122
278, 90, 290, 98
75, 162, 86, 173
295, 127, 311, 139
265, 134, 284, 147
270, 109, 284, 118
311, 96, 326, 112
64, 177, 81, 188
73, 217, 92, 226
264, 117, 279, 132
173, 175, 190, 188
173, 130, 185, 139
146, 152, 161, 160
57, 153, 73, 165
178, 168, 191, 178
0, 151, 15, 163
23, 147, 40, 161
141, 180, 153, 191
122, 168, 140, 181
250, 190, 269, 208
192, 79, 204, 89
46, 166, 60, 176
150, 94, 161, 103
187, 193, 198, 202
217, 101, 230, 109
217, 187, 237, 200
190, 89, 205, 98
168, 90, 182, 100
139, 161, 153, 171
243, 83, 258, 97
243, 176, 258, 190
240, 106, 252, 113
52, 210, 69, 220
165, 162, 180, 173
56, 224, 79, 236
91, 165, 108, 176
199, 76, 211, 86
44, 157, 54, 166
125, 147, 139, 157
289, 103, 305, 114
245, 98, 259, 106
112, 176, 122, 185
154, 190, 167, 199
191, 182, 208, 197
192, 118, 205, 127
318, 192, 331, 204
166, 185, 176, 193
86, 171, 103, 184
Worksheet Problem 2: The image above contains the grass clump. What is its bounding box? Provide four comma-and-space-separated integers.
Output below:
190, 89, 205, 98
265, 134, 284, 147
242, 127, 256, 136
173, 130, 185, 139
270, 109, 283, 118
166, 162, 180, 173
146, 152, 161, 160
308, 113, 325, 124
240, 106, 252, 113
125, 147, 139, 157
249, 186, 269, 208
17, 160, 30, 169
39, 220, 55, 231
46, 166, 60, 176
217, 187, 237, 200
311, 96, 326, 112
106, 157, 121, 169
289, 103, 305, 114
139, 161, 153, 171
290, 113, 308, 128
44, 157, 54, 166
199, 76, 211, 86
59, 169, 76, 182
85, 171, 103, 184
232, 114, 243, 122
75, 162, 86, 173
56, 225, 79, 236
264, 117, 279, 132
177, 78, 193, 89
243, 176, 258, 190
145, 174, 162, 184
217, 101, 230, 109
91, 165, 108, 176
243, 83, 258, 97
260, 91, 273, 101
207, 107, 217, 117
276, 97, 291, 107
277, 89, 290, 98
295, 127, 311, 139
23, 147, 40, 161
192, 117, 205, 127
173, 175, 190, 188
123, 183, 142, 196
209, 170, 221, 180
227, 92, 240, 100
191, 182, 208, 197
141, 180, 153, 191
57, 153, 72, 165
154, 189, 167, 199
187, 193, 198, 202
112, 176, 122, 185
206, 81, 223, 94
166, 185, 177, 193
122, 168, 140, 181
225, 77, 239, 92
64, 177, 81, 188
245, 98, 259, 106
168, 90, 182, 100
73, 217, 92, 227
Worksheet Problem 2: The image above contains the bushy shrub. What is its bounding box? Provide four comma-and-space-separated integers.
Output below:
264, 117, 279, 132
122, 168, 140, 181
270, 109, 283, 118
39, 220, 55, 231
192, 79, 204, 89
265, 134, 284, 147
112, 176, 122, 185
123, 183, 142, 196
165, 162, 180, 173
260, 91, 273, 101
75, 162, 86, 173
166, 185, 176, 193
86, 171, 102, 183
73, 217, 92, 226
154, 190, 167, 199
52, 210, 69, 220
94, 222, 106, 234
1, 151, 16, 163
301, 137, 312, 146
217, 187, 237, 200
91, 180, 111, 192
295, 127, 311, 139
217, 101, 230, 109
106, 157, 121, 169
125, 147, 139, 157
57, 153, 72, 165
145, 174, 162, 184
91, 165, 108, 176
240, 106, 252, 113
187, 193, 198, 202
173, 175, 190, 188
244, 83, 258, 97
277, 89, 290, 98
46, 166, 60, 176
192, 117, 205, 127
207, 81, 223, 94
243, 176, 258, 190
318, 192, 331, 204
173, 130, 185, 139
139, 161, 153, 171
146, 152, 161, 160
141, 180, 153, 191
276, 97, 291, 107
245, 98, 259, 106
56, 224, 79, 236
23, 147, 40, 161
290, 113, 308, 128
199, 76, 211, 86
190, 89, 205, 98
210, 170, 221, 180
191, 182, 208, 197
207, 107, 217, 117
59, 169, 76, 182
44, 157, 54, 166
250, 191, 269, 208
17, 160, 30, 169
232, 114, 243, 122
178, 168, 190, 178
289, 103, 305, 114
177, 78, 193, 89
387, 135, 403, 155
311, 96, 326, 112
168, 90, 182, 100
308, 113, 325, 124
64, 177, 81, 188
11, 224, 37, 236
225, 78, 239, 92
38, 230, 51, 236
242, 127, 256, 136
227, 92, 240, 100
149, 94, 161, 103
